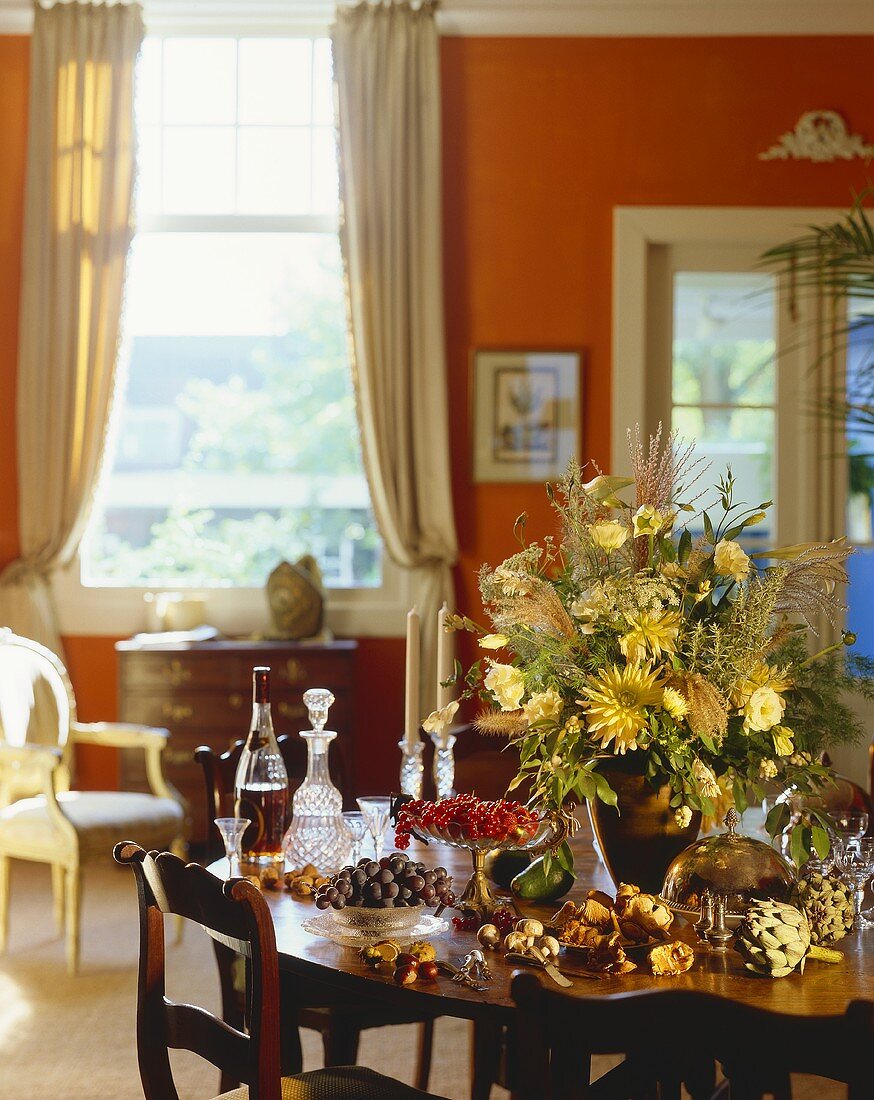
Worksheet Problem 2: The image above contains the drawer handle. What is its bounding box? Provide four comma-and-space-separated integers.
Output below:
277, 702, 306, 721
162, 660, 192, 687
279, 659, 307, 685
228, 693, 243, 709
162, 702, 193, 723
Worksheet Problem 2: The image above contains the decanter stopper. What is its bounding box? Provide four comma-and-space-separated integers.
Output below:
304, 687, 335, 731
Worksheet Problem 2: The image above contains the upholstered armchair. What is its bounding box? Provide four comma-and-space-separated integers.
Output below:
0, 630, 185, 973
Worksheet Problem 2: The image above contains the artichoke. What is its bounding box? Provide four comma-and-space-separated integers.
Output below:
735, 899, 842, 978
792, 872, 854, 946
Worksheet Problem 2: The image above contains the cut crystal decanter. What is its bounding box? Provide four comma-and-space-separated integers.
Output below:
282, 688, 352, 869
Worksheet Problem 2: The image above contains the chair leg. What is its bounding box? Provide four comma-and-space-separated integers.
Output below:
472, 1018, 503, 1100
51, 864, 65, 935
65, 864, 81, 976
0, 855, 9, 955
414, 1020, 435, 1092
171, 837, 186, 944
323, 1016, 362, 1066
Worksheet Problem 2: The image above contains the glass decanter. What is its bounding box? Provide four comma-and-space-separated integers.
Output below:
282, 688, 352, 869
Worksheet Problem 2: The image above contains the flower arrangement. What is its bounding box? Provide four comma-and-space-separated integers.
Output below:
427, 428, 874, 871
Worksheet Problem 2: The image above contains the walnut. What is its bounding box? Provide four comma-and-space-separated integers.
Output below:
259, 866, 282, 890
284, 864, 330, 898
649, 940, 695, 976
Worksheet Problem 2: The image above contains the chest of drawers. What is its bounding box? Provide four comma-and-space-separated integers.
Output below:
116, 638, 357, 845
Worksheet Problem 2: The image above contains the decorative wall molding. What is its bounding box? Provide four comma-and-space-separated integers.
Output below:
4, 0, 874, 37
759, 111, 874, 163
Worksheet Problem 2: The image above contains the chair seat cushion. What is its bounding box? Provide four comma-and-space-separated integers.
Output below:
215, 1066, 446, 1100
0, 790, 183, 860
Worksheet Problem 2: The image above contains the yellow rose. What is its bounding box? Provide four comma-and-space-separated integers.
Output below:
484, 662, 526, 712
744, 686, 785, 732
675, 805, 693, 828
633, 504, 664, 538
713, 539, 750, 583
479, 633, 508, 650
589, 520, 629, 553
772, 726, 794, 757
523, 688, 563, 726
692, 759, 720, 799
422, 700, 459, 734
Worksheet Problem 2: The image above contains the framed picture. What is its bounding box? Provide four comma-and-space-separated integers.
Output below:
471, 349, 582, 483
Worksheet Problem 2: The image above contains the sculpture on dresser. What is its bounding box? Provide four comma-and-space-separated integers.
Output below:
266, 555, 325, 640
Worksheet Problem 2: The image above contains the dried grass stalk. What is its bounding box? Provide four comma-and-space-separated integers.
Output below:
474, 709, 528, 737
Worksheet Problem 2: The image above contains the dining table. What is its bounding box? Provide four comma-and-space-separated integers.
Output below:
207, 815, 874, 1092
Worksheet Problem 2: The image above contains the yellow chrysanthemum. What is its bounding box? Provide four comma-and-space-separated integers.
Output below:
662, 687, 689, 721
619, 611, 681, 663
580, 664, 664, 754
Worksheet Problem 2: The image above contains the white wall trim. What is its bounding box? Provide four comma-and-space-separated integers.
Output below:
4, 1, 874, 37
610, 206, 846, 477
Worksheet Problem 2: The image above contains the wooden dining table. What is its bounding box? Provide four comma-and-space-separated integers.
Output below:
208, 816, 874, 1030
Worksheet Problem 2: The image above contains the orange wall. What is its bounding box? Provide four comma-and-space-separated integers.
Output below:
3, 34, 874, 791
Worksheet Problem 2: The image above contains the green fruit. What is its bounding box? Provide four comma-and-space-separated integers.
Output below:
484, 848, 532, 889
510, 855, 574, 903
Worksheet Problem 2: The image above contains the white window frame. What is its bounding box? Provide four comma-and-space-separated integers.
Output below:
56, 29, 409, 639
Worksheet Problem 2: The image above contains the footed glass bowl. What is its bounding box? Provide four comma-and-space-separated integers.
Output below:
333, 903, 425, 936
412, 812, 570, 919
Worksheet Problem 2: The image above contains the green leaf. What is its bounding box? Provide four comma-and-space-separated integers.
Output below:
732, 778, 748, 814
790, 824, 811, 870
678, 530, 692, 563
593, 772, 618, 808
811, 824, 831, 860
703, 512, 714, 543
554, 840, 575, 876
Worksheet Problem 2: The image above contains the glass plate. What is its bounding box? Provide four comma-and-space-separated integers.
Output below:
301, 911, 450, 948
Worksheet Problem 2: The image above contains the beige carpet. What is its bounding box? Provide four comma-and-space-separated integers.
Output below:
0, 860, 845, 1100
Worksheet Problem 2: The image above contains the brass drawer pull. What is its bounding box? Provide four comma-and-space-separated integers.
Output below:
162, 702, 193, 723
277, 701, 306, 721
161, 659, 191, 687
279, 658, 307, 685
228, 693, 243, 709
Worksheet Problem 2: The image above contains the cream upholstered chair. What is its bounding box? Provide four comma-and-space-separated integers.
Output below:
0, 630, 185, 973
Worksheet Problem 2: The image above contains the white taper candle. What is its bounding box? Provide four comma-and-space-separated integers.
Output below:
404, 607, 421, 747
436, 601, 452, 710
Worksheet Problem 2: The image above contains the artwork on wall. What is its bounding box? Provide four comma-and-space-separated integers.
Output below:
758, 110, 874, 162
471, 349, 582, 483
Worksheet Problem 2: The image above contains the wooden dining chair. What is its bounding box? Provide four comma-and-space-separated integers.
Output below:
510, 970, 874, 1100
113, 841, 447, 1100
194, 742, 438, 1092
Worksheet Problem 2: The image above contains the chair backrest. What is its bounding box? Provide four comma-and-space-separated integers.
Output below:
114, 841, 281, 1100
510, 971, 874, 1100
0, 630, 76, 798
194, 736, 306, 863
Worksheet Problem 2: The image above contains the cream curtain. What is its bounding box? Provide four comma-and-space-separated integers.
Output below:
0, 1, 144, 654
332, 0, 459, 716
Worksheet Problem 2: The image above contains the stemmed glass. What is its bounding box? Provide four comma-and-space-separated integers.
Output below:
356, 796, 391, 863
215, 817, 250, 875
342, 810, 368, 865
828, 810, 868, 855
834, 837, 874, 929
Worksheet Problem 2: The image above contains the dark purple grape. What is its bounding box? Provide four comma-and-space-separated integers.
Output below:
394, 898, 408, 907
389, 855, 406, 875
379, 856, 393, 870
383, 881, 399, 899
365, 881, 382, 902
315, 896, 330, 910
326, 886, 339, 903
420, 884, 437, 902
399, 886, 412, 900
333, 895, 346, 909
338, 868, 352, 880
406, 874, 425, 892
352, 868, 367, 886
414, 863, 426, 874
379, 868, 394, 884
364, 861, 380, 878
380, 898, 395, 908
423, 871, 437, 885
434, 867, 447, 879
357, 857, 370, 868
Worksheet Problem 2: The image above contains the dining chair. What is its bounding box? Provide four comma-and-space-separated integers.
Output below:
0, 629, 185, 974
194, 741, 438, 1093
510, 970, 874, 1100
113, 841, 447, 1100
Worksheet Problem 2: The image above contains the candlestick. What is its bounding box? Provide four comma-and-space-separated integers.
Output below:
404, 606, 420, 748
436, 601, 453, 710
430, 728, 456, 801
398, 739, 424, 799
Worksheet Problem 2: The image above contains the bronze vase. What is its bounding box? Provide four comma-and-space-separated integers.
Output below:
587, 759, 701, 894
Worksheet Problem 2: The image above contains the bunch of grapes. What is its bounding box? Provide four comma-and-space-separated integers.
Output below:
395, 794, 540, 849
315, 853, 455, 911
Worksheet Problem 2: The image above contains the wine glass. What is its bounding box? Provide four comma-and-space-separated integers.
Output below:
215, 817, 250, 875
356, 796, 391, 863
828, 810, 869, 855
834, 837, 874, 929
342, 810, 367, 865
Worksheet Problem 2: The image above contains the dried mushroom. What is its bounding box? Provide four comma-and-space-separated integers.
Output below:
648, 941, 695, 976
585, 889, 615, 910
620, 893, 673, 939
579, 898, 614, 931
614, 883, 641, 914
587, 932, 637, 975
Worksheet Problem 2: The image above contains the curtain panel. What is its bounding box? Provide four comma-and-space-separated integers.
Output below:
0, 1, 144, 654
332, 0, 459, 718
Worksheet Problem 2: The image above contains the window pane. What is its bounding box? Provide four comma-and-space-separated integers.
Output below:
136, 125, 162, 215
237, 127, 310, 214
162, 127, 235, 214
312, 39, 334, 125
136, 38, 162, 126
672, 406, 775, 548
673, 272, 776, 406
162, 38, 237, 124
238, 39, 312, 125
84, 233, 380, 589
311, 127, 338, 214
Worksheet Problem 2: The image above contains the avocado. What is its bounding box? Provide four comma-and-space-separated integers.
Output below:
484, 848, 532, 889
510, 854, 574, 903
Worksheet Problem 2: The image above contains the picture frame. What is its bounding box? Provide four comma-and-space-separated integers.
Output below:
471, 349, 582, 483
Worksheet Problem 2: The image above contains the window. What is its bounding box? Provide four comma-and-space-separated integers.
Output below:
81, 37, 381, 592
844, 301, 874, 656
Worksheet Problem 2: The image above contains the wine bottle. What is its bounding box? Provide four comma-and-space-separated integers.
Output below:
234, 666, 290, 865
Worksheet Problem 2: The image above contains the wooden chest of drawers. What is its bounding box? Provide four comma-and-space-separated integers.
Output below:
116, 638, 357, 846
